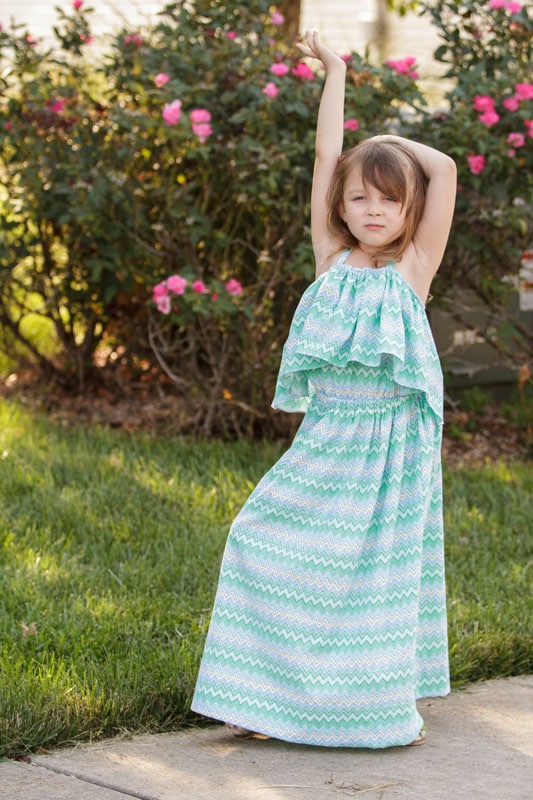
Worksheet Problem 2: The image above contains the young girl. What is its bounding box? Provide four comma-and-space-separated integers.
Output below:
191, 31, 457, 749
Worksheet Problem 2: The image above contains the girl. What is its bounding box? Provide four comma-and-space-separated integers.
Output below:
191, 31, 457, 749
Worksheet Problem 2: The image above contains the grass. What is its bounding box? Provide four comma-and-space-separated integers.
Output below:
0, 397, 531, 757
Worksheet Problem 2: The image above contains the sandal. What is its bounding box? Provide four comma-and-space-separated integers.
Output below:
406, 729, 426, 747
225, 723, 270, 740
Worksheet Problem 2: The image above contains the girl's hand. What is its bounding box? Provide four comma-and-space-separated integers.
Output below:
296, 30, 346, 72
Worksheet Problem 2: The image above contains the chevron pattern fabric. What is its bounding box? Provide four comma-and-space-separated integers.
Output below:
191, 251, 450, 748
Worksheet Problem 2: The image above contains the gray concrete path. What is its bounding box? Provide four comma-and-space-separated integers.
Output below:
2, 676, 532, 800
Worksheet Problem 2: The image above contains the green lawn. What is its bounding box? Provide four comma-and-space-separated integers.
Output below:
0, 397, 531, 757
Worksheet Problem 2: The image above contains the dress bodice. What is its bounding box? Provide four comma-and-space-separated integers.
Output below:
272, 250, 443, 423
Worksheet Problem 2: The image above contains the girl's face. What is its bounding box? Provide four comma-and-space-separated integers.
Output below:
340, 169, 407, 256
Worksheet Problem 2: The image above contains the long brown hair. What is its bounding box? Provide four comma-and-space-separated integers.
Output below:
326, 139, 428, 263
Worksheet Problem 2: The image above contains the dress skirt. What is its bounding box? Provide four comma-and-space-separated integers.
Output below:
191, 359, 450, 748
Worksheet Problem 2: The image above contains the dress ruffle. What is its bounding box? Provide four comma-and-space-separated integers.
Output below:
272, 257, 443, 423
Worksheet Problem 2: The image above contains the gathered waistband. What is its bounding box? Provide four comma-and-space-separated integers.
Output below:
309, 389, 424, 416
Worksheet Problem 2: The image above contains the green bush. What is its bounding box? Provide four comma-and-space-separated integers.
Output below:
0, 1, 531, 434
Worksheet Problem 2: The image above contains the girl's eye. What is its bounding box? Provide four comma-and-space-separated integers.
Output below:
385, 196, 398, 202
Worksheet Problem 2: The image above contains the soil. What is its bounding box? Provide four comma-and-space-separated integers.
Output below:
1, 367, 530, 467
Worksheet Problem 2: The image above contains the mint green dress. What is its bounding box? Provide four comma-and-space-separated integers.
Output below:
191, 250, 450, 748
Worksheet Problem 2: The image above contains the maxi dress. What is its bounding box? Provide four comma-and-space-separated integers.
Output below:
191, 250, 450, 748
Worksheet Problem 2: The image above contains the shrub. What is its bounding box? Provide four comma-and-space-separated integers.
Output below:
0, 0, 531, 434
416, 0, 532, 372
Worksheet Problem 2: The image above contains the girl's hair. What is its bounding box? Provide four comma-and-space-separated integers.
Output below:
326, 138, 428, 263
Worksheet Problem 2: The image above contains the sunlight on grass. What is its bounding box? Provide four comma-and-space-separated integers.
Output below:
0, 397, 531, 756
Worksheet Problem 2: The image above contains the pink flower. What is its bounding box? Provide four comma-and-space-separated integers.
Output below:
26, 34, 38, 45
385, 58, 418, 79
271, 11, 285, 25
262, 82, 279, 98
156, 295, 171, 314
506, 1, 522, 12
292, 62, 314, 81
341, 54, 353, 63
72, 0, 84, 9
80, 34, 93, 43
4, 121, 12, 131
488, 0, 506, 7
270, 62, 289, 77
524, 119, 533, 138
152, 282, 169, 300
189, 108, 211, 124
162, 99, 182, 126
473, 94, 495, 112
211, 292, 219, 301
467, 154, 486, 174
48, 98, 66, 113
192, 122, 213, 143
154, 72, 170, 87
507, 132, 526, 147
191, 280, 208, 294
503, 95, 520, 111
478, 110, 500, 126
167, 275, 187, 295
225, 278, 243, 296
507, 148, 516, 157
343, 118, 359, 132
123, 34, 143, 47
226, 31, 237, 39
515, 83, 533, 100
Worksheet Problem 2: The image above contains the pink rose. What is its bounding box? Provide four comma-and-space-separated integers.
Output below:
162, 99, 182, 126
515, 83, 533, 100
123, 34, 143, 47
467, 154, 486, 174
190, 108, 211, 124
48, 98, 66, 113
478, 110, 500, 126
154, 73, 170, 87
211, 292, 219, 301
292, 62, 314, 81
226, 31, 237, 39
503, 95, 520, 111
507, 149, 516, 157
385, 58, 418, 79
343, 118, 359, 132
191, 280, 208, 294
167, 275, 187, 295
506, 1, 522, 12
4, 121, 12, 131
262, 82, 279, 98
152, 282, 169, 300
270, 62, 289, 77
473, 94, 495, 112
524, 119, 533, 138
488, 0, 506, 7
225, 278, 243, 296
26, 34, 38, 45
192, 122, 213, 143
156, 295, 171, 314
271, 11, 284, 25
507, 132, 526, 147
73, 0, 84, 9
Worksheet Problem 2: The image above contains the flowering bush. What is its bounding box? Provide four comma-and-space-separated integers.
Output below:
0, 0, 530, 433
414, 0, 532, 373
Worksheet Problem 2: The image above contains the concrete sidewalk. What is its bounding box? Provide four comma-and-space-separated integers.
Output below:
2, 676, 532, 800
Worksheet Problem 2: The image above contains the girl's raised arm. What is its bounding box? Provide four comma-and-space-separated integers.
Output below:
370, 134, 457, 284
297, 32, 346, 276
